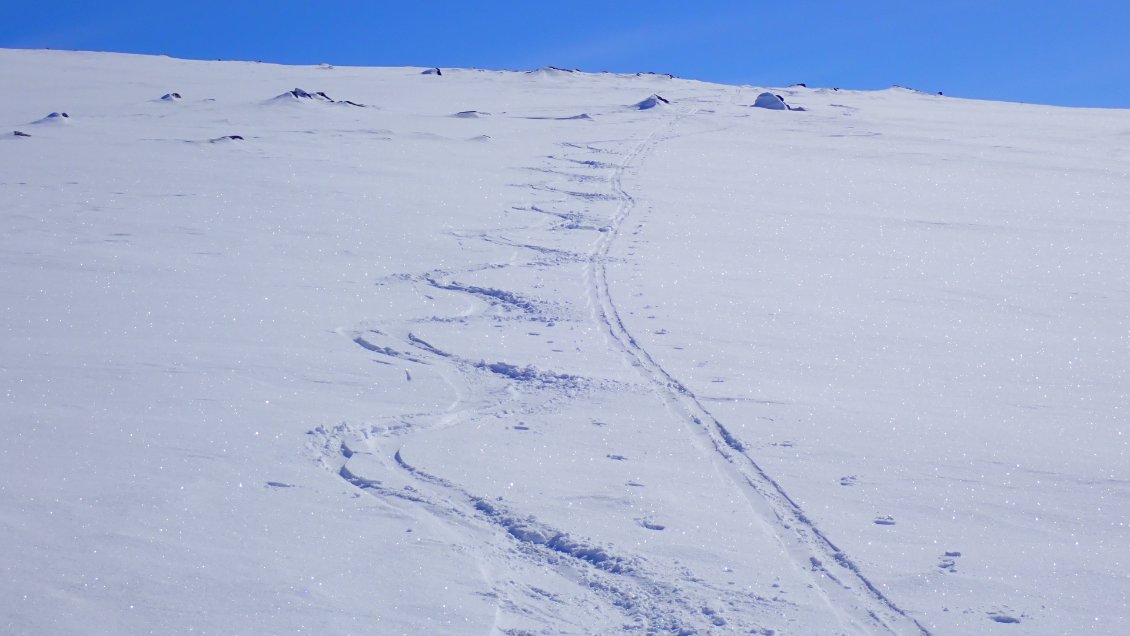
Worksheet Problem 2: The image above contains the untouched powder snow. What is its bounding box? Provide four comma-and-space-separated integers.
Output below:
2, 49, 1129, 635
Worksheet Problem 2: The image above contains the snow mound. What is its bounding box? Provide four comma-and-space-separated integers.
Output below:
527, 66, 577, 78
273, 87, 334, 102
521, 113, 593, 121
752, 92, 787, 110
633, 94, 670, 110
32, 112, 70, 124
271, 88, 366, 107
453, 110, 490, 118
886, 85, 945, 97
421, 67, 442, 76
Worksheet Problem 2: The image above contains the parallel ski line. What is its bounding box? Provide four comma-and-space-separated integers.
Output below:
586, 98, 932, 636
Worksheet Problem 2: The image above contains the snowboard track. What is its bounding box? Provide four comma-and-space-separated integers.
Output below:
587, 99, 933, 636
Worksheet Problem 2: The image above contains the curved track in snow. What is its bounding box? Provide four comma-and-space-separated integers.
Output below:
586, 98, 933, 636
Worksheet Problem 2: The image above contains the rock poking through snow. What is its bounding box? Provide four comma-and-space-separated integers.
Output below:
753, 92, 788, 110
277, 88, 334, 102
634, 94, 670, 110
751, 92, 808, 112
32, 112, 70, 124
272, 88, 367, 107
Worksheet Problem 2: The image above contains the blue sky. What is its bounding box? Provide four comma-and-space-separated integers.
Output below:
3, 1, 1128, 108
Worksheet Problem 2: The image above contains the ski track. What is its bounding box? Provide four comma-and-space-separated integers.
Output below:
314, 111, 789, 632
313, 416, 775, 634
586, 91, 933, 635
318, 89, 930, 634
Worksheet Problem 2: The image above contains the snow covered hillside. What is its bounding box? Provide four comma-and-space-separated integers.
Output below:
2, 49, 1128, 635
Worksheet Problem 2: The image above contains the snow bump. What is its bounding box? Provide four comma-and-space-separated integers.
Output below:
32, 112, 70, 124
270, 87, 367, 107
527, 66, 578, 79
752, 92, 788, 110
274, 87, 333, 102
633, 94, 670, 110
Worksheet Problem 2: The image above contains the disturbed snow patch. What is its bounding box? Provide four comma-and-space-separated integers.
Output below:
473, 498, 630, 573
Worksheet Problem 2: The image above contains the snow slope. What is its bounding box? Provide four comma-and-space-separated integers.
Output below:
2, 49, 1128, 635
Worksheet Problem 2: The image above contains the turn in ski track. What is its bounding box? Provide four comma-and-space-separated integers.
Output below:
315, 110, 806, 632
320, 89, 934, 634
588, 99, 931, 635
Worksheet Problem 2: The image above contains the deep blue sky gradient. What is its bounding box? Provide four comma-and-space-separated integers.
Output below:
3, 1, 1128, 108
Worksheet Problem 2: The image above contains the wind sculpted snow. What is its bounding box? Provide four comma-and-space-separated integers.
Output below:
2, 49, 1129, 635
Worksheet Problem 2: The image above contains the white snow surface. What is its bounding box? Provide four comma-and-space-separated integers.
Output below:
2, 49, 1129, 635
753, 92, 788, 110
